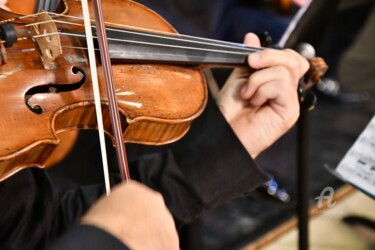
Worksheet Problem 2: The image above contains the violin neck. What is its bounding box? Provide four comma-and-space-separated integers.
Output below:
105, 28, 260, 67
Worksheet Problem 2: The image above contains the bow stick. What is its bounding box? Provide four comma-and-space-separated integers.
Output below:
81, 0, 131, 194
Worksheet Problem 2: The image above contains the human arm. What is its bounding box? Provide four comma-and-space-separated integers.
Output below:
0, 169, 178, 250
49, 181, 179, 250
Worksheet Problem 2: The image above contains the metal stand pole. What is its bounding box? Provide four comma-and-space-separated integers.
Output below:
297, 111, 309, 250
297, 96, 314, 250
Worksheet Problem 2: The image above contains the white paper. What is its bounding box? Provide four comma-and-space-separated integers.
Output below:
336, 115, 375, 197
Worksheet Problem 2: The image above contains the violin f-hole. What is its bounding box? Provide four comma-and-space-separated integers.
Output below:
25, 66, 86, 114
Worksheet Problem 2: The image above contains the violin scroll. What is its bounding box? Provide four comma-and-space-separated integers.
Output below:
304, 57, 328, 90
298, 57, 328, 111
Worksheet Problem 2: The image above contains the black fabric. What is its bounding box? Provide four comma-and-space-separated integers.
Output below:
129, 99, 269, 226
48, 224, 128, 250
0, 99, 268, 250
0, 170, 110, 250
0, 170, 59, 250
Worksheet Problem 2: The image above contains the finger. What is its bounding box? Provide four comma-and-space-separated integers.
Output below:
249, 83, 276, 108
241, 65, 294, 99
248, 79, 297, 108
243, 33, 261, 47
248, 48, 309, 81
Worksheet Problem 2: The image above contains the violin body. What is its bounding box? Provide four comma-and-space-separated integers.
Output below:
0, 0, 207, 181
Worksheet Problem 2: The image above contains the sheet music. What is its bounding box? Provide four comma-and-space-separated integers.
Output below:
335, 115, 375, 197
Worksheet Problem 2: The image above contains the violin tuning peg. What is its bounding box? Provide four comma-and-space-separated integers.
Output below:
259, 31, 274, 47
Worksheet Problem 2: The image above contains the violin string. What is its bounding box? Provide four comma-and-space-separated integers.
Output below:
45, 11, 253, 47
5, 44, 246, 69
25, 18, 83, 28
0, 12, 48, 24
7, 43, 246, 62
7, 44, 245, 63
3, 11, 261, 54
0, 37, 29, 44
5, 12, 266, 63
23, 12, 262, 54
28, 19, 258, 54
57, 31, 253, 56
16, 32, 252, 64
99, 26, 261, 53
29, 30, 256, 58
0, 11, 73, 23
45, 44, 248, 62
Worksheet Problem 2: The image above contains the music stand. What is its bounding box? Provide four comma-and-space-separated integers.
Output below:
277, 1, 340, 249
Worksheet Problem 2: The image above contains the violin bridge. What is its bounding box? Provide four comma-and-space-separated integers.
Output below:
30, 12, 62, 69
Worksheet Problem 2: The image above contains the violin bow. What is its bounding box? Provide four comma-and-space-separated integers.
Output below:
81, 0, 131, 194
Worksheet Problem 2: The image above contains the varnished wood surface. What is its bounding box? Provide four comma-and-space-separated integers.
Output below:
0, 0, 207, 181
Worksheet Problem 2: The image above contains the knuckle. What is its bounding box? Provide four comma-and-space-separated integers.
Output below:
153, 192, 166, 204
283, 48, 295, 54
153, 191, 163, 200
289, 58, 300, 72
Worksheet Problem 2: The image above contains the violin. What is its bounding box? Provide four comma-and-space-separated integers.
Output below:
0, 0, 326, 182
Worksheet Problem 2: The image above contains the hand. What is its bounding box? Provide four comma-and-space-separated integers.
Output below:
81, 181, 179, 250
217, 33, 309, 158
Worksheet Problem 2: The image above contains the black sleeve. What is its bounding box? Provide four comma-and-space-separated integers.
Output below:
48, 224, 128, 250
129, 99, 269, 226
0, 169, 112, 250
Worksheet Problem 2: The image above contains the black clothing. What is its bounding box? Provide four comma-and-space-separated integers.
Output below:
49, 225, 128, 250
0, 100, 268, 250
